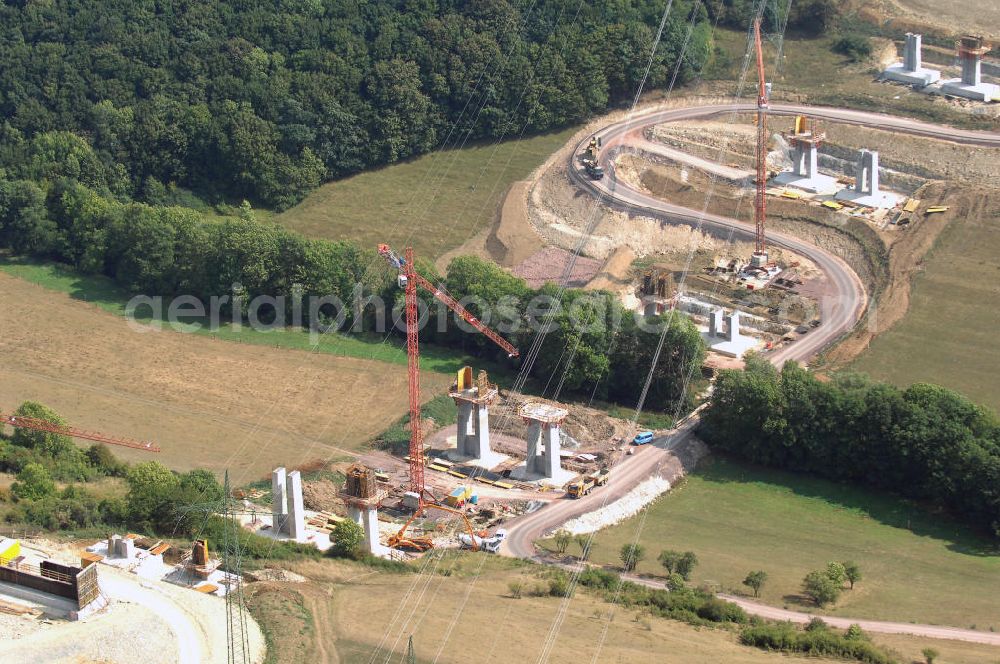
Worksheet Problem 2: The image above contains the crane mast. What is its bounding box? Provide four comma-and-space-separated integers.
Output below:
751, 18, 770, 269
377, 244, 518, 505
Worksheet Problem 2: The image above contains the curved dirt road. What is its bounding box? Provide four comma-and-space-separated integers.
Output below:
502, 103, 1000, 644
719, 594, 1000, 646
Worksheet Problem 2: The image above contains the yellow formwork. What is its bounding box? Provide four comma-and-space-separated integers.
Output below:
0, 538, 20, 565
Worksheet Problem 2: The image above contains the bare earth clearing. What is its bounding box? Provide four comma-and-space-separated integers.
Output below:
0, 273, 449, 481
876, 0, 1000, 42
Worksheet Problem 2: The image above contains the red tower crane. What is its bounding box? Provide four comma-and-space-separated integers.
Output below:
751, 18, 770, 269
1, 411, 160, 452
377, 244, 518, 506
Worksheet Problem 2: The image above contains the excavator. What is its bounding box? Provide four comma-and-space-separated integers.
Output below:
582, 137, 604, 179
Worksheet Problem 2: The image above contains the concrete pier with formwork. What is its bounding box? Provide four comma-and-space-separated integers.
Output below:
511, 402, 576, 485
341, 464, 390, 558
941, 36, 999, 102
883, 33, 941, 86
447, 366, 508, 468
773, 116, 838, 194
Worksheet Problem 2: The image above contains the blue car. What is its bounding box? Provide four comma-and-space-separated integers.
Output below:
632, 431, 654, 445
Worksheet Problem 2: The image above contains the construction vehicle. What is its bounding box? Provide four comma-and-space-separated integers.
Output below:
445, 485, 474, 507
582, 158, 604, 180
0, 410, 160, 452
458, 528, 506, 553
926, 206, 949, 214
581, 136, 604, 179
567, 468, 611, 498
388, 501, 480, 552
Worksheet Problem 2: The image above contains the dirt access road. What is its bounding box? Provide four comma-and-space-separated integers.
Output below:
501, 102, 1000, 644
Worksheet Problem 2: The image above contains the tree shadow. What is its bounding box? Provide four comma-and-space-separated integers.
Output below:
696, 455, 1000, 558
781, 593, 817, 610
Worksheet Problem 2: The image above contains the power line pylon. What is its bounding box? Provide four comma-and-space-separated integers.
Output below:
406, 635, 416, 664
222, 471, 251, 664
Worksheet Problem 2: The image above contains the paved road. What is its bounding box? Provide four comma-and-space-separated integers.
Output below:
504, 413, 702, 559
501, 102, 1000, 643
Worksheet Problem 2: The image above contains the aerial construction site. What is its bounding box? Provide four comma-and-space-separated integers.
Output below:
2, 2, 1000, 664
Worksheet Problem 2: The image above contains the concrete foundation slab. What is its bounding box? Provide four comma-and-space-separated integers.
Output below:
700, 329, 760, 358
248, 512, 333, 552
940, 79, 1000, 102
834, 189, 904, 209
508, 464, 577, 487
772, 171, 839, 194
882, 63, 941, 86
442, 443, 509, 470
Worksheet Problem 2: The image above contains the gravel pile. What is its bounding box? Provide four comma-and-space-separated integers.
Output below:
559, 476, 672, 535
510, 247, 603, 288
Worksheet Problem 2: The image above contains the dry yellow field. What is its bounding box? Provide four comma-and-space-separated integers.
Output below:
262, 557, 856, 664
0, 273, 449, 482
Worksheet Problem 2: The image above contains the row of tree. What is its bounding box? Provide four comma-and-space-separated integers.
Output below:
0, 0, 713, 209
0, 401, 222, 532
699, 358, 1000, 538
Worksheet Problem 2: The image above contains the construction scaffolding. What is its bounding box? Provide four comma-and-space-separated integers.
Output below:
344, 464, 379, 502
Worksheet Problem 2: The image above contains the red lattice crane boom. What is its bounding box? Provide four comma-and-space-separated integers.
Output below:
751, 18, 770, 268
377, 244, 518, 503
1, 412, 160, 452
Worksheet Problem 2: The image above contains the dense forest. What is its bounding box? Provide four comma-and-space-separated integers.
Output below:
0, 0, 717, 210
699, 358, 1000, 538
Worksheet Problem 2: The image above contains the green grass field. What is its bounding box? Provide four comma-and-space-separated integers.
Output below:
273, 128, 576, 261
570, 457, 1000, 629
710, 28, 995, 130
851, 198, 1000, 413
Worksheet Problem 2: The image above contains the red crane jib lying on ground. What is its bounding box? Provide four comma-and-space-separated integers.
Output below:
0, 413, 161, 452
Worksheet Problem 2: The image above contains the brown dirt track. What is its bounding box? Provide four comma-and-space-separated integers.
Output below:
0, 273, 449, 482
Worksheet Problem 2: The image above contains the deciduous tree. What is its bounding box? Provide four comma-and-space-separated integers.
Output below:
743, 570, 767, 598
620, 543, 644, 572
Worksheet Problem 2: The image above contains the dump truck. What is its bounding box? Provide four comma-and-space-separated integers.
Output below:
567, 468, 610, 498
